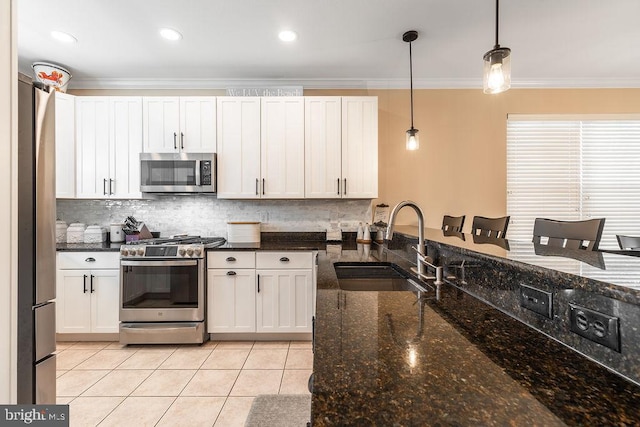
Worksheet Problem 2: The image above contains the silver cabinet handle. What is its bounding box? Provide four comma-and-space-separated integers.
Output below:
103, 179, 108, 195
226, 271, 237, 276
180, 132, 184, 150
344, 178, 347, 196
85, 257, 96, 262
226, 256, 236, 262
280, 257, 290, 262
173, 132, 177, 150
109, 179, 114, 195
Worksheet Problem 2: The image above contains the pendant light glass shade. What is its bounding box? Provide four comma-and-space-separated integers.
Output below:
403, 30, 419, 151
483, 0, 511, 94
483, 47, 511, 94
406, 128, 419, 151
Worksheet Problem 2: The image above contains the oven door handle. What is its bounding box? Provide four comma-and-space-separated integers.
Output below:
121, 260, 199, 267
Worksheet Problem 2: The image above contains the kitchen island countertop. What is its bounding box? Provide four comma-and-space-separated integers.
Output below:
311, 233, 640, 425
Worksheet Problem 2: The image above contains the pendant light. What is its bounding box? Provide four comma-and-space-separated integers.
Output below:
483, 0, 511, 94
403, 30, 419, 151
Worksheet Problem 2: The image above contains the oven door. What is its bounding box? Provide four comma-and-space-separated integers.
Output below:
120, 259, 205, 322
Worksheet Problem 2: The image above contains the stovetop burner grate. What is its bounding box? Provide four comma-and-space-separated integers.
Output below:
125, 236, 226, 247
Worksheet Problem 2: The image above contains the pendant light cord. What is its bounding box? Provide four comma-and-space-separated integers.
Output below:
409, 40, 414, 129
495, 0, 500, 48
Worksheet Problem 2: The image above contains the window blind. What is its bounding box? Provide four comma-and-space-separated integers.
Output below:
507, 116, 640, 287
507, 116, 640, 250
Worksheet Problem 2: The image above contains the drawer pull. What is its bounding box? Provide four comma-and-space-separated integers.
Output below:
226, 257, 236, 262
279, 257, 290, 262
226, 271, 237, 276
85, 257, 96, 262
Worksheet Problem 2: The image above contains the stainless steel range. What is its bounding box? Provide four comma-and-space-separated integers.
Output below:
119, 236, 225, 344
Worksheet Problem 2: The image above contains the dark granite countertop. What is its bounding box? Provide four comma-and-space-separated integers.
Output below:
312, 243, 640, 426
56, 232, 341, 253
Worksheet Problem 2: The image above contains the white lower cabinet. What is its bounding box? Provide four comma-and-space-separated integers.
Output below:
207, 269, 256, 333
256, 268, 313, 333
56, 252, 120, 334
207, 251, 315, 334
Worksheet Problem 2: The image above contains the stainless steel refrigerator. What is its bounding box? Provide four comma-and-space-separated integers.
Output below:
17, 73, 57, 403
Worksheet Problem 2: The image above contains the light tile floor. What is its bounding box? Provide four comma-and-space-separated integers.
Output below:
55, 340, 312, 427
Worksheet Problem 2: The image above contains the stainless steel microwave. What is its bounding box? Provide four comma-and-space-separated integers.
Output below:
140, 153, 216, 193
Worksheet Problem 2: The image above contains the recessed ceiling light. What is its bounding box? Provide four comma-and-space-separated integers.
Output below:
50, 30, 77, 43
159, 28, 183, 41
278, 30, 297, 42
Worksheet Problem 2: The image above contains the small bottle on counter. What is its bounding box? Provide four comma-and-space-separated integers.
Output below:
356, 223, 364, 243
362, 223, 372, 244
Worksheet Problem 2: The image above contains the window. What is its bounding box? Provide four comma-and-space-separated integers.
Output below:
507, 115, 640, 250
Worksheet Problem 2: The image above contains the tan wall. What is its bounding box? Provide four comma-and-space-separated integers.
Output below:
71, 87, 640, 231
312, 88, 640, 230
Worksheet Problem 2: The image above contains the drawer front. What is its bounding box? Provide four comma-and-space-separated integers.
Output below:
208, 251, 256, 269
256, 252, 313, 269
57, 252, 120, 269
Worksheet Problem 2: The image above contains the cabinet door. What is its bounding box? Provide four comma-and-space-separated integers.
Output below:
207, 269, 256, 333
342, 97, 378, 198
216, 97, 261, 199
305, 97, 342, 198
56, 269, 92, 333
110, 97, 143, 198
55, 92, 76, 198
90, 269, 120, 333
76, 97, 111, 198
261, 97, 305, 198
142, 97, 180, 153
256, 269, 313, 333
179, 97, 217, 153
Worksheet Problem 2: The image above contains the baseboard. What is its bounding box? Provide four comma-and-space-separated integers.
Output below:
209, 333, 311, 341
56, 333, 119, 342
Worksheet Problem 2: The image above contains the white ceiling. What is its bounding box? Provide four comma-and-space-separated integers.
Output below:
17, 0, 640, 90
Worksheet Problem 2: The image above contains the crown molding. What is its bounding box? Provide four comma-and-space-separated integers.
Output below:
67, 76, 640, 90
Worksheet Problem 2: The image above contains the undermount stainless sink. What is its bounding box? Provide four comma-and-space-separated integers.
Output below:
333, 263, 428, 292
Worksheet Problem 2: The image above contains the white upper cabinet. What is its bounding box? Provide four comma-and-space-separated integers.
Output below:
143, 96, 216, 153
216, 97, 261, 199
110, 97, 143, 198
76, 97, 111, 198
260, 97, 305, 198
304, 97, 342, 198
76, 97, 142, 199
305, 96, 378, 199
55, 92, 76, 198
341, 96, 378, 198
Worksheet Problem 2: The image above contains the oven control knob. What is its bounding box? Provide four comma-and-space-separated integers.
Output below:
120, 248, 128, 256
187, 248, 194, 256
179, 248, 186, 256
137, 248, 144, 256
194, 248, 202, 256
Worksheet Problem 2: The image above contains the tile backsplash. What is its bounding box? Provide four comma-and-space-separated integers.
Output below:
56, 197, 373, 238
